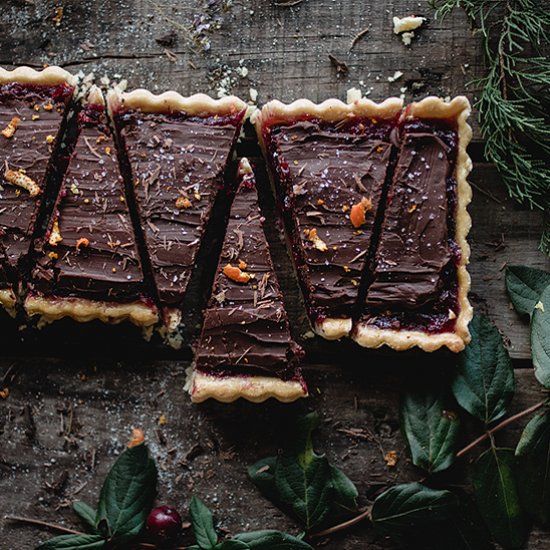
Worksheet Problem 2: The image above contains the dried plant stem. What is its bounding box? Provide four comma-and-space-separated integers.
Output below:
310, 506, 372, 538
4, 515, 83, 535
456, 400, 546, 458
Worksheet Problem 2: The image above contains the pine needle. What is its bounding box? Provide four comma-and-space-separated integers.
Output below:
429, 0, 550, 254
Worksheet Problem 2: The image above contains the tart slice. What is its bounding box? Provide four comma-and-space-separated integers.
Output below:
25, 86, 158, 328
108, 88, 247, 345
354, 97, 473, 352
253, 97, 403, 340
187, 158, 306, 403
0, 66, 76, 314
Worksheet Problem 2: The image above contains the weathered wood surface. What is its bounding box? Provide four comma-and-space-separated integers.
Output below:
1, 360, 549, 550
0, 1, 549, 549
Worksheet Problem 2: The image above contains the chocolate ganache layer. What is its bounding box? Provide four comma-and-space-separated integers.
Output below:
0, 82, 74, 287
264, 118, 396, 321
194, 159, 304, 383
113, 108, 246, 312
29, 96, 147, 303
360, 118, 461, 334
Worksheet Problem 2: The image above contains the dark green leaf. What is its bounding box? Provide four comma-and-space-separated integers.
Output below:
516, 409, 550, 524
505, 265, 550, 316
426, 490, 494, 550
234, 530, 312, 549
473, 447, 528, 549
371, 482, 458, 538
452, 314, 514, 424
329, 464, 359, 515
531, 285, 550, 388
72, 501, 97, 533
401, 388, 460, 473
36, 534, 105, 550
248, 456, 278, 503
95, 442, 157, 540
215, 541, 249, 550
274, 451, 332, 530
190, 496, 219, 549
248, 412, 358, 531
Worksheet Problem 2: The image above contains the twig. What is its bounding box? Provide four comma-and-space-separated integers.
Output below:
4, 515, 84, 536
456, 400, 546, 459
310, 506, 372, 538
350, 25, 370, 50
274, 0, 305, 5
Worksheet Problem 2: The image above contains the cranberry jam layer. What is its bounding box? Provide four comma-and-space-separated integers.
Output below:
253, 98, 403, 341
108, 89, 247, 343
354, 97, 473, 352
25, 87, 158, 329
0, 66, 76, 313
189, 159, 306, 403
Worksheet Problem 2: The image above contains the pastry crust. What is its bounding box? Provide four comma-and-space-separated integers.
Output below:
253, 97, 404, 340
107, 87, 247, 117
353, 96, 473, 352
0, 65, 77, 86
185, 368, 307, 403
0, 289, 17, 318
24, 294, 158, 328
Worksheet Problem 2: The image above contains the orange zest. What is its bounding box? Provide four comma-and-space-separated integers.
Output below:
176, 196, 192, 209
223, 263, 253, 283
350, 197, 373, 228
304, 228, 328, 252
1, 117, 21, 139
76, 237, 90, 251
128, 427, 145, 448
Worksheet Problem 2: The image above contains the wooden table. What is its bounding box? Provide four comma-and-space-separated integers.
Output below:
1, 1, 549, 548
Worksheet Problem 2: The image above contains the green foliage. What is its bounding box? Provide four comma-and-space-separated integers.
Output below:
72, 501, 97, 533
516, 410, 550, 525
190, 496, 219, 549
430, 0, 550, 253
531, 284, 550, 387
371, 482, 458, 540
401, 386, 460, 473
452, 314, 515, 424
505, 265, 550, 317
188, 498, 313, 550
473, 448, 528, 549
96, 443, 157, 542
248, 412, 358, 531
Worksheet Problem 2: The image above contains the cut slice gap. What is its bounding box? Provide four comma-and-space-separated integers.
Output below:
0, 66, 77, 315
253, 97, 403, 340
189, 158, 306, 403
25, 85, 158, 330
108, 87, 247, 348
353, 96, 473, 352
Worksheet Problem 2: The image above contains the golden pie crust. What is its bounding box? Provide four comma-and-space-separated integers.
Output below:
0, 289, 17, 318
0, 65, 78, 87
185, 367, 307, 404
252, 97, 404, 340
353, 96, 473, 352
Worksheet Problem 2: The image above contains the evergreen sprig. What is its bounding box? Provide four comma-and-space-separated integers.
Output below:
430, 0, 550, 253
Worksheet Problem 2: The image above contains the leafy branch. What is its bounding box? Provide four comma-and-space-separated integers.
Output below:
430, 0, 550, 253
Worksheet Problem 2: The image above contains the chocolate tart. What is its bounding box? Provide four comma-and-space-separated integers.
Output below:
253, 97, 403, 340
354, 97, 473, 352
108, 88, 247, 345
187, 158, 306, 403
25, 86, 158, 328
0, 66, 76, 315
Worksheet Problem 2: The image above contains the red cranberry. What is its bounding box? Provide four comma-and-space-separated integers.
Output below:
146, 506, 182, 542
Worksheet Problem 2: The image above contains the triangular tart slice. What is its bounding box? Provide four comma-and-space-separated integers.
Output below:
0, 66, 76, 314
187, 158, 306, 403
25, 86, 158, 329
108, 88, 247, 347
